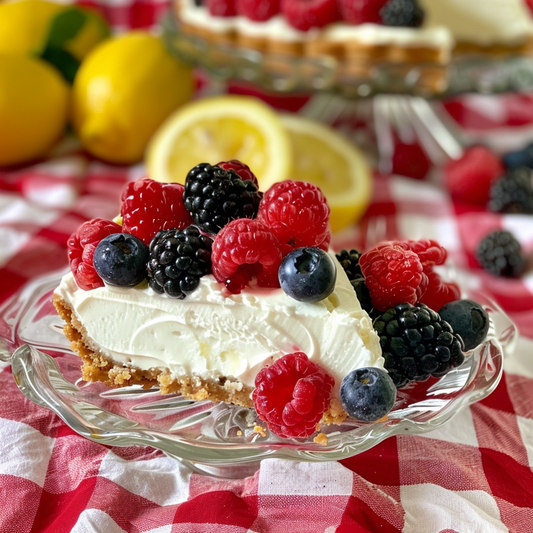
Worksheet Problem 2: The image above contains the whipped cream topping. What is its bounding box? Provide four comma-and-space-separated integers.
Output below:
177, 0, 533, 48
55, 255, 383, 393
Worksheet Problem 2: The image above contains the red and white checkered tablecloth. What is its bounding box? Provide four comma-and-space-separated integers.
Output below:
1, 2, 533, 532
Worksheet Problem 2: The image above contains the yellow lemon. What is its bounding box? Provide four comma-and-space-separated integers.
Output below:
145, 95, 292, 186
278, 114, 373, 233
72, 31, 195, 165
0, 0, 110, 60
0, 54, 69, 167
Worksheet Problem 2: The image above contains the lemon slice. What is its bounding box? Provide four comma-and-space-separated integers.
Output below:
275, 114, 373, 233
146, 95, 292, 186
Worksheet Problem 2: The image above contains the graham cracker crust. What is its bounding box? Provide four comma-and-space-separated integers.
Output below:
52, 293, 349, 429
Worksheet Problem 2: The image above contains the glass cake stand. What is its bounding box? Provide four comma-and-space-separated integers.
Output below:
0, 266, 518, 479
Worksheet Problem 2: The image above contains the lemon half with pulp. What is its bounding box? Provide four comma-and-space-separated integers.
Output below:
146, 95, 292, 186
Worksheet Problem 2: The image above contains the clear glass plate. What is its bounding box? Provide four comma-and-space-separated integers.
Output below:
0, 268, 518, 478
161, 11, 533, 97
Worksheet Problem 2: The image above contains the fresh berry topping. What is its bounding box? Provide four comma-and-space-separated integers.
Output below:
257, 180, 331, 254
93, 233, 149, 287
236, 0, 280, 20
67, 218, 122, 291
335, 248, 363, 281
335, 249, 374, 314
418, 270, 461, 312
183, 163, 262, 235
279, 247, 336, 303
359, 241, 428, 312
252, 352, 334, 438
476, 230, 527, 278
120, 178, 192, 246
439, 299, 490, 351
147, 226, 213, 298
502, 142, 533, 170
380, 0, 424, 27
488, 167, 533, 214
443, 146, 503, 206
281, 0, 341, 31
211, 218, 283, 293
339, 367, 396, 422
216, 159, 259, 187
206, 0, 237, 16
403, 239, 460, 311
374, 302, 465, 388
338, 0, 388, 24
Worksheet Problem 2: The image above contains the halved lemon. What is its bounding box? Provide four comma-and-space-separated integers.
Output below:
145, 95, 292, 186
276, 114, 373, 233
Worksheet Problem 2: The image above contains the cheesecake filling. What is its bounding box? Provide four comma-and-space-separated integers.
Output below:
55, 256, 383, 394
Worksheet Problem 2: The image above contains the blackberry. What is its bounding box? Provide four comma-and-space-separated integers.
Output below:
374, 302, 465, 388
476, 230, 527, 278
380, 0, 424, 27
147, 226, 213, 298
336, 249, 363, 280
335, 248, 373, 314
488, 167, 533, 214
183, 163, 262, 235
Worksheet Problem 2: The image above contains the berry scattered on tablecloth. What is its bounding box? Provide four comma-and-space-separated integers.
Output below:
502, 141, 533, 170
339, 367, 396, 422
443, 145, 503, 206
252, 352, 334, 438
476, 229, 528, 278
93, 233, 149, 287
488, 167, 533, 214
374, 302, 465, 388
439, 299, 490, 351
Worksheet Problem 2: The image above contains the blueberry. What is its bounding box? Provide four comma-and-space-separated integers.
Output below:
438, 299, 490, 351
502, 143, 533, 170
340, 367, 397, 422
93, 233, 149, 287
278, 247, 336, 303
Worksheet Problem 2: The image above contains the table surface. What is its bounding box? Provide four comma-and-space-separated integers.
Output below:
1, 2, 533, 532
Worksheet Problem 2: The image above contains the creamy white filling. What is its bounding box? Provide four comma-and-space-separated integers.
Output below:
177, 0, 533, 48
55, 256, 383, 394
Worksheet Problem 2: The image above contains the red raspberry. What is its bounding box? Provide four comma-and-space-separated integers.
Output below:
211, 218, 283, 293
236, 0, 280, 20
281, 0, 341, 31
338, 0, 388, 23
67, 218, 122, 291
216, 159, 259, 187
419, 270, 461, 312
405, 239, 461, 311
252, 352, 334, 438
257, 180, 331, 254
443, 145, 503, 206
120, 178, 193, 245
359, 241, 428, 312
207, 0, 237, 16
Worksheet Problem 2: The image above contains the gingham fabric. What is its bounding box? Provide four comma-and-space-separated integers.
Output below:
1, 2, 533, 532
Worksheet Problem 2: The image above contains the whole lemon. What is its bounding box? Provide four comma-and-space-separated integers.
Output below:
0, 0, 110, 60
71, 31, 195, 165
0, 54, 69, 167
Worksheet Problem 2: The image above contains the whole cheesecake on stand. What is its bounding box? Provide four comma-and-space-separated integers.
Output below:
173, 0, 533, 93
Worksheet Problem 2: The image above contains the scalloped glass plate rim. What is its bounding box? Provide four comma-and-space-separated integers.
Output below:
0, 267, 517, 471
